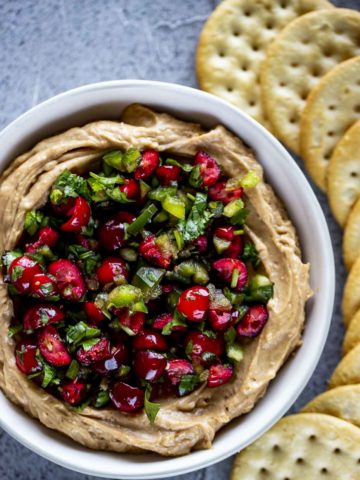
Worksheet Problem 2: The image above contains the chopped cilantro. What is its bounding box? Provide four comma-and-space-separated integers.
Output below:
242, 242, 260, 267
178, 374, 199, 397
24, 210, 48, 236
178, 192, 213, 242
144, 385, 161, 424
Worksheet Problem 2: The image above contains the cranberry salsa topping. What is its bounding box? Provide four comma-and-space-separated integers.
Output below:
3, 147, 273, 423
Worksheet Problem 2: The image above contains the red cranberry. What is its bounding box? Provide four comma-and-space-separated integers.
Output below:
134, 150, 160, 180
212, 258, 248, 291
96, 257, 128, 286
75, 234, 99, 251
110, 382, 144, 412
177, 286, 210, 322
8, 255, 43, 294
192, 235, 208, 254
237, 305, 268, 338
134, 350, 166, 382
93, 343, 129, 375
48, 259, 86, 301
38, 325, 71, 367
115, 308, 145, 335
84, 301, 106, 324
133, 330, 168, 352
139, 234, 172, 269
155, 165, 181, 185
166, 359, 194, 385
152, 313, 187, 332
61, 196, 91, 233
76, 337, 111, 366
214, 226, 243, 258
185, 331, 224, 365
23, 304, 64, 332
30, 273, 58, 300
193, 151, 221, 186
15, 339, 42, 375
26, 226, 59, 253
208, 309, 232, 331
60, 379, 88, 405
207, 364, 233, 388
119, 178, 140, 200
98, 212, 135, 252
208, 181, 243, 204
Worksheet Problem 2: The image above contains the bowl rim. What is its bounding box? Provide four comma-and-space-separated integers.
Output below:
0, 80, 335, 479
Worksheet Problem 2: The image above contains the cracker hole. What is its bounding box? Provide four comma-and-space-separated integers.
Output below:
252, 44, 259, 52
291, 62, 299, 68
249, 100, 256, 106
260, 467, 269, 475
266, 21, 274, 30
328, 105, 337, 111
289, 117, 297, 124
244, 10, 252, 16
354, 105, 360, 113
327, 131, 334, 137
273, 444, 281, 452
320, 468, 328, 475
241, 64, 248, 71
309, 434, 317, 441
227, 86, 233, 93
311, 66, 322, 77
302, 38, 310, 45
279, 81, 287, 87
344, 87, 350, 94
300, 91, 308, 100
219, 51, 225, 58
357, 79, 360, 86
351, 172, 358, 178
334, 448, 341, 454
280, 1, 288, 8
323, 48, 332, 58
324, 152, 331, 160
335, 28, 344, 35
296, 458, 304, 464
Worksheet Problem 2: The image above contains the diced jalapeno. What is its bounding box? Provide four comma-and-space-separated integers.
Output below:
223, 199, 245, 218
162, 195, 185, 219
126, 204, 157, 236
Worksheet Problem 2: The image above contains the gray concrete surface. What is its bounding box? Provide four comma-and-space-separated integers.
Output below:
0, 0, 358, 478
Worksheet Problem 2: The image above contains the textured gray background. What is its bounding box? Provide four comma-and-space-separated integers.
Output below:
0, 0, 357, 478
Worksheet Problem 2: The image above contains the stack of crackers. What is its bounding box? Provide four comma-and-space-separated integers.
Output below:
197, 1, 360, 477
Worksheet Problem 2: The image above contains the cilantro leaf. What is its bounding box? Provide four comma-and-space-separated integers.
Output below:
24, 210, 48, 236
94, 389, 110, 408
65, 321, 101, 348
177, 192, 213, 242
242, 241, 260, 267
178, 374, 199, 397
144, 386, 160, 424
51, 170, 91, 202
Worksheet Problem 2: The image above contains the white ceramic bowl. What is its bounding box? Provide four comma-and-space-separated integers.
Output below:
0, 81, 334, 479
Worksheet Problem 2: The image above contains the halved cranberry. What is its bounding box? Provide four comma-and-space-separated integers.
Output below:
133, 330, 168, 352
30, 273, 58, 300
214, 226, 243, 258
166, 359, 194, 385
60, 196, 91, 233
76, 337, 111, 366
8, 255, 43, 294
93, 343, 129, 375
84, 301, 106, 324
212, 258, 248, 291
134, 350, 166, 382
237, 305, 268, 338
48, 259, 86, 301
15, 339, 42, 375
207, 364, 233, 388
110, 382, 144, 412
96, 257, 128, 286
155, 165, 181, 185
193, 151, 221, 186
23, 304, 64, 332
75, 234, 99, 251
26, 226, 59, 253
152, 313, 187, 332
115, 308, 145, 335
134, 150, 160, 180
38, 325, 71, 367
139, 234, 172, 269
208, 309, 232, 331
60, 379, 88, 405
177, 286, 210, 322
185, 331, 224, 365
98, 212, 135, 252
208, 181, 243, 204
192, 235, 208, 254
119, 178, 140, 200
